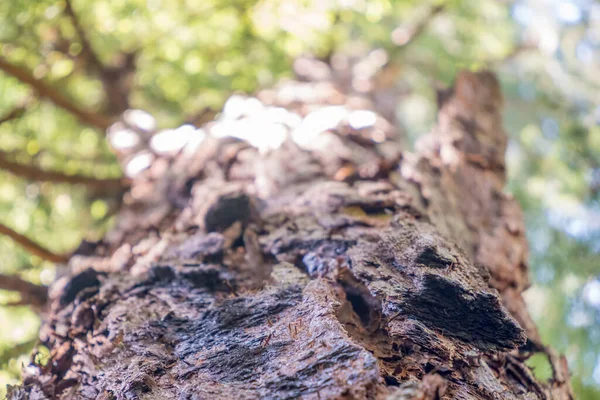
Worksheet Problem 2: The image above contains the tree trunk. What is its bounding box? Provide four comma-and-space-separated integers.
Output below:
9, 70, 573, 400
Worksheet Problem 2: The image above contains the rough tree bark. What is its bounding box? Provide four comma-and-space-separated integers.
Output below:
8, 70, 573, 400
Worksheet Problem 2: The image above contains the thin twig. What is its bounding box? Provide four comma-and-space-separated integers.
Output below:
0, 223, 69, 263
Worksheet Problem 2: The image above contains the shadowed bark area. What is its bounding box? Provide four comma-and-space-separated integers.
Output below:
8, 70, 572, 399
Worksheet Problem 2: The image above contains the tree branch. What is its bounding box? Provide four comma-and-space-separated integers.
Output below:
371, 4, 446, 93
0, 150, 128, 191
0, 56, 113, 130
391, 4, 445, 47
0, 104, 27, 125
64, 0, 104, 72
0, 274, 48, 308
0, 223, 69, 263
62, 1, 135, 115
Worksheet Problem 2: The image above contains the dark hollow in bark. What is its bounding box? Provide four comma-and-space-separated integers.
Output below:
8, 70, 572, 400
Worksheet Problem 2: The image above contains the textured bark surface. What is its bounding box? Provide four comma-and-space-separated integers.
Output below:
9, 69, 572, 399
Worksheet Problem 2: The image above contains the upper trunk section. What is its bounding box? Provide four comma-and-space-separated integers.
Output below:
10, 69, 572, 400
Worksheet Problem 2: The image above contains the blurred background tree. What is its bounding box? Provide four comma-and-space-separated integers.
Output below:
0, 0, 598, 398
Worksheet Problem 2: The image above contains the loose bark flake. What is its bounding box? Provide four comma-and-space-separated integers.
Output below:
9, 69, 572, 400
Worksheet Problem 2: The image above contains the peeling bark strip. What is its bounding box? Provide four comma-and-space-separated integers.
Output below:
9, 70, 573, 399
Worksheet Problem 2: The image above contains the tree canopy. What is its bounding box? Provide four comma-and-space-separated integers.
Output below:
0, 0, 598, 398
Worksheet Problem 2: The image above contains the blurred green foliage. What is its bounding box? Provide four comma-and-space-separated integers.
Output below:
0, 0, 598, 398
